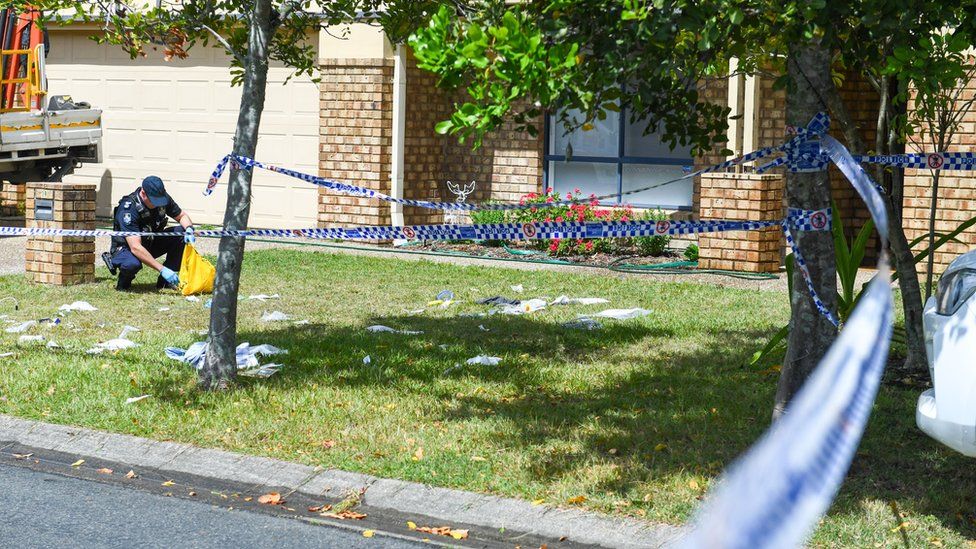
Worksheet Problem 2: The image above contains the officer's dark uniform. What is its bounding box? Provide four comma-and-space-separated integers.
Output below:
108, 189, 186, 290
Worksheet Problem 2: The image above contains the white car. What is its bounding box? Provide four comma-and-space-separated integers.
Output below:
917, 250, 976, 456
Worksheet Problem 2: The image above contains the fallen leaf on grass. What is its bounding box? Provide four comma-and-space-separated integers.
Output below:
362, 530, 375, 538
161, 480, 175, 487
96, 468, 113, 475
531, 499, 545, 505
567, 495, 587, 505
70, 459, 85, 467
654, 443, 668, 452
125, 470, 137, 479
470, 456, 487, 462
412, 447, 424, 461
308, 504, 332, 513
321, 440, 337, 449
415, 526, 469, 540
688, 480, 700, 490
258, 492, 284, 505
321, 510, 367, 520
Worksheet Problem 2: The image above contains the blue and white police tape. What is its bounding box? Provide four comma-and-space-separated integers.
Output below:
2, 209, 829, 242
203, 114, 831, 212
681, 117, 894, 549
854, 151, 976, 171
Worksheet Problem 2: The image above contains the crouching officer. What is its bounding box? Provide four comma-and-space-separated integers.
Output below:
102, 176, 196, 291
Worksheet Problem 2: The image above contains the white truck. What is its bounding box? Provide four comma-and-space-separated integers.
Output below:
0, 38, 102, 187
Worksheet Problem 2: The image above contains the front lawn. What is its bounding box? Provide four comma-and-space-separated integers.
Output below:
0, 248, 972, 546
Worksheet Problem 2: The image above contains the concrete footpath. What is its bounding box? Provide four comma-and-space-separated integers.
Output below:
0, 414, 683, 548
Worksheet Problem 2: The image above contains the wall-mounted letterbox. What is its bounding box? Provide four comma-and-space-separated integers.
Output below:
34, 198, 53, 221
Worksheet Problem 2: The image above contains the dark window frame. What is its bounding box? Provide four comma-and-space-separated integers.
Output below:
542, 110, 694, 211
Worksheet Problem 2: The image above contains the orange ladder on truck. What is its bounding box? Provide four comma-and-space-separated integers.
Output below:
0, 7, 43, 112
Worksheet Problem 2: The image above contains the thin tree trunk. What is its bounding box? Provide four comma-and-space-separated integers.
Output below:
774, 42, 838, 418
199, 0, 275, 390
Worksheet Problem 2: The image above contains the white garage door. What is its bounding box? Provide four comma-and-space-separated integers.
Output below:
45, 30, 320, 229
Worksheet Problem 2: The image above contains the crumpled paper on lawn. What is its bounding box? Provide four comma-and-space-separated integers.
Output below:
261, 311, 290, 322
496, 298, 547, 315
58, 301, 98, 313
247, 294, 280, 301
466, 355, 501, 366
587, 308, 652, 320
17, 335, 44, 345
165, 341, 287, 378
550, 296, 610, 306
6, 320, 36, 333
86, 327, 141, 354
366, 325, 423, 335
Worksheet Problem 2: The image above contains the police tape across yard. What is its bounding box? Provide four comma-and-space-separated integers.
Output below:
9, 113, 917, 548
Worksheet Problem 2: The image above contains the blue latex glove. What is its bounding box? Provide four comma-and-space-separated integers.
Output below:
184, 226, 196, 245
160, 267, 180, 286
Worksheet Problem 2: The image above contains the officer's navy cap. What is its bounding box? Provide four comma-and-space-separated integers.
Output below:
142, 176, 169, 207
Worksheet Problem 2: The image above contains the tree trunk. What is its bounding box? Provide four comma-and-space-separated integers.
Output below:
199, 0, 275, 390
774, 42, 838, 418
925, 171, 942, 299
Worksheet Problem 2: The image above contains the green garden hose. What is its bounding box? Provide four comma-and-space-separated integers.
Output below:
607, 257, 779, 280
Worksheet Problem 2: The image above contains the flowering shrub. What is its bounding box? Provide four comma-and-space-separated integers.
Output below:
502, 188, 670, 257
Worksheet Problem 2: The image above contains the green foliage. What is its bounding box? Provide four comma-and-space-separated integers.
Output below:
683, 244, 700, 262
832, 203, 874, 323
634, 209, 671, 257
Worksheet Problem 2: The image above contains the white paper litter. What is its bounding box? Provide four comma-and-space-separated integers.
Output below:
293, 319, 311, 326
406, 308, 426, 315
6, 320, 36, 333
466, 355, 502, 366
0, 352, 13, 357
158, 307, 171, 312
588, 308, 652, 320
125, 395, 150, 405
366, 325, 423, 335
363, 355, 372, 365
497, 298, 548, 315
185, 296, 201, 303
119, 326, 141, 339
438, 344, 449, 351
46, 341, 61, 349
478, 325, 490, 332
550, 296, 610, 306
247, 294, 281, 301
87, 338, 138, 354
562, 318, 603, 330
261, 311, 290, 322
18, 335, 44, 344
165, 341, 287, 378
58, 301, 98, 313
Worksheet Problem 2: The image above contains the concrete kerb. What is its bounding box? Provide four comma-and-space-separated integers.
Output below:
0, 414, 683, 548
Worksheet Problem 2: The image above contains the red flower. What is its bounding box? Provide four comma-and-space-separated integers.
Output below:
574, 187, 581, 194
549, 239, 560, 252
577, 213, 585, 222
555, 216, 564, 223
585, 241, 594, 251
621, 215, 629, 222
545, 216, 552, 222
526, 192, 537, 199
546, 196, 554, 203
566, 192, 573, 200
546, 187, 554, 194
531, 207, 538, 213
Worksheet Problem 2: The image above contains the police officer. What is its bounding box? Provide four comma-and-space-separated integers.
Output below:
102, 176, 196, 291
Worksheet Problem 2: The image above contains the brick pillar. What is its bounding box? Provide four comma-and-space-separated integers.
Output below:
0, 184, 25, 216
698, 173, 784, 273
318, 58, 393, 227
25, 183, 96, 285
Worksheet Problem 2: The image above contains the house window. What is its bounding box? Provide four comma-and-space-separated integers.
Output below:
545, 109, 694, 210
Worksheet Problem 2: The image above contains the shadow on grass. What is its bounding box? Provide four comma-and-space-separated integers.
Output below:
146, 311, 976, 541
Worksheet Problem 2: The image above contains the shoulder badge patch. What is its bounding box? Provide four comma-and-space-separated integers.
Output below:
122, 201, 131, 209
123, 213, 133, 225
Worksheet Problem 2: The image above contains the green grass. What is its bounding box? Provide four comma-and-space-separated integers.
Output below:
0, 248, 973, 547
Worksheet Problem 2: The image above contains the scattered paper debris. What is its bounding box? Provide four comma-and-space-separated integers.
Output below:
511, 284, 524, 293
6, 320, 36, 333
87, 327, 140, 354
119, 326, 141, 339
158, 307, 171, 312
125, 395, 150, 405
0, 352, 13, 358
247, 294, 280, 301
45, 340, 61, 349
562, 318, 603, 330
478, 324, 490, 332
497, 298, 547, 315
363, 355, 372, 365
18, 335, 44, 345
185, 296, 200, 303
588, 308, 652, 320
438, 344, 449, 351
58, 301, 98, 313
550, 296, 610, 306
466, 355, 501, 366
261, 311, 290, 322
366, 325, 423, 335
166, 342, 288, 378
293, 319, 310, 326
476, 296, 520, 306
405, 308, 426, 315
